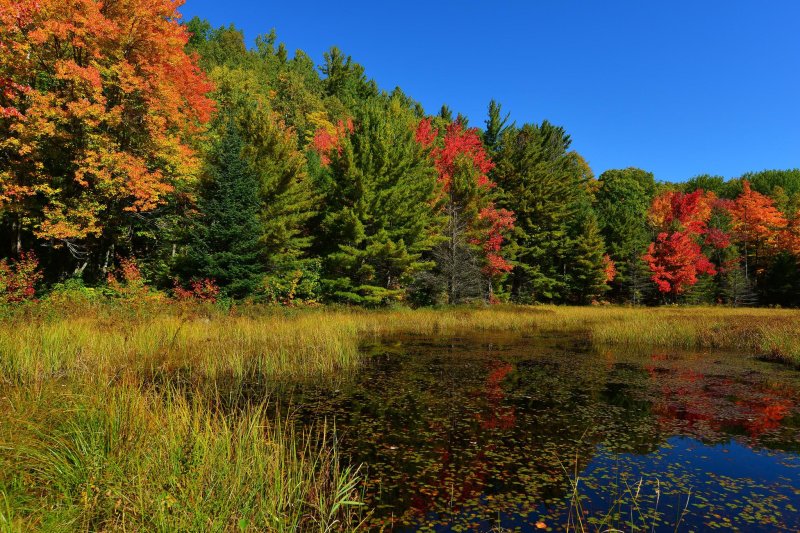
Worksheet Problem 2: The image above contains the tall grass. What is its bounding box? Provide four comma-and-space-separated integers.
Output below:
0, 385, 365, 532
2, 304, 799, 386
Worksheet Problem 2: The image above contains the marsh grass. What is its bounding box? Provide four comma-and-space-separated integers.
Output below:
2, 304, 799, 387
0, 385, 365, 532
1, 301, 799, 531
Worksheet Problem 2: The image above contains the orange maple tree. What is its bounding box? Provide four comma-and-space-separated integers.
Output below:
726, 180, 788, 278
0, 0, 214, 248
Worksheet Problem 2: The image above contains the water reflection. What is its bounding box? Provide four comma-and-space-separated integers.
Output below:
283, 334, 800, 531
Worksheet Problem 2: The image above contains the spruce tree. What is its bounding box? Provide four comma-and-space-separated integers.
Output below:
568, 213, 609, 303
182, 121, 265, 298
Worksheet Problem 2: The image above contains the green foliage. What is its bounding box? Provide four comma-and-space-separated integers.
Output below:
186, 22, 320, 297
594, 168, 656, 303
493, 122, 588, 302
182, 121, 266, 298
683, 174, 726, 195
567, 213, 609, 303
321, 47, 379, 109
262, 258, 322, 304
482, 99, 512, 155
313, 99, 440, 305
3, 15, 800, 307
740, 169, 800, 216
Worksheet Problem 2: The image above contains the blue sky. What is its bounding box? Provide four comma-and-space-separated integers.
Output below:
178, 1, 800, 182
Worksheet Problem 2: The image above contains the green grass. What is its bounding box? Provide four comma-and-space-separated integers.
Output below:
0, 385, 365, 532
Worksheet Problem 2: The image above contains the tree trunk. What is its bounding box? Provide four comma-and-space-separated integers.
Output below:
13, 216, 22, 256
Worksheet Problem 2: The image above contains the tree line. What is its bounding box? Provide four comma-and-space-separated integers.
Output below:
1, 1, 799, 306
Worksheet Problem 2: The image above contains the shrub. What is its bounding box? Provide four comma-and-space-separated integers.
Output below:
173, 278, 220, 303
105, 257, 165, 304
0, 252, 42, 304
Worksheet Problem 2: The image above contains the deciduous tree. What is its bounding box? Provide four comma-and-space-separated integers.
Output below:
0, 0, 214, 274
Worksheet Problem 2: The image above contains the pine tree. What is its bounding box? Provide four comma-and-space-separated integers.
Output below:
493, 122, 583, 302
594, 168, 656, 303
192, 31, 322, 300
483, 99, 511, 155
321, 47, 379, 109
313, 98, 441, 305
237, 104, 318, 292
182, 121, 265, 298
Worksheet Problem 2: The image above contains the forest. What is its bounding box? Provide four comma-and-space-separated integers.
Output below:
2, 0, 799, 308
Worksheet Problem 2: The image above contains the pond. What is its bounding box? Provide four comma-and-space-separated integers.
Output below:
283, 333, 800, 531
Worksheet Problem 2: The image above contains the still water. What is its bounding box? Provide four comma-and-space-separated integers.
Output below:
286, 334, 800, 531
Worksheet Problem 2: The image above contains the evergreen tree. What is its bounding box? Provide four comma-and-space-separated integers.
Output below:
483, 99, 511, 155
182, 121, 265, 298
321, 47, 379, 109
493, 122, 584, 302
237, 104, 318, 292
188, 26, 322, 300
313, 98, 440, 305
594, 168, 656, 303
567, 213, 609, 303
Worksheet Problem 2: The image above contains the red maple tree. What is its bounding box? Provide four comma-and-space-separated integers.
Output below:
310, 117, 354, 166
416, 119, 514, 280
643, 231, 717, 296
645, 190, 720, 296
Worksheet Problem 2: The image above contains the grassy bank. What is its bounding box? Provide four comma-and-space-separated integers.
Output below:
2, 304, 799, 387
1, 302, 799, 531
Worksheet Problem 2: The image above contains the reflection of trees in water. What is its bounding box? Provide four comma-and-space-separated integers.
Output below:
255, 336, 800, 530
642, 351, 800, 450
289, 337, 676, 529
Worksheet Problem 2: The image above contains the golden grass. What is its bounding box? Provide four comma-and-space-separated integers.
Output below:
2, 304, 799, 386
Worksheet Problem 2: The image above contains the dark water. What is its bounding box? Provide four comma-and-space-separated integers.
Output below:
284, 334, 800, 531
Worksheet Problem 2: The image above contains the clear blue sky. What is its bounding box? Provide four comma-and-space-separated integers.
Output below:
179, 1, 800, 183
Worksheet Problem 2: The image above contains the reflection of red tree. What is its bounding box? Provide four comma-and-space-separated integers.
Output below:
392, 361, 517, 525
739, 394, 792, 437
645, 353, 797, 440
478, 362, 516, 430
